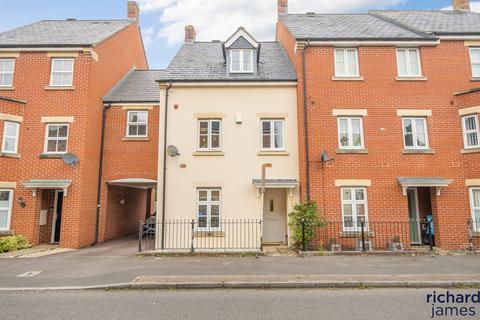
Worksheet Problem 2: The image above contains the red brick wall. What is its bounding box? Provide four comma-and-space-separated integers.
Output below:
0, 22, 147, 248
277, 19, 476, 250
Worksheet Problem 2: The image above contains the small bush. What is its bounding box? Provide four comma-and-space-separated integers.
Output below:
288, 201, 326, 250
0, 235, 30, 253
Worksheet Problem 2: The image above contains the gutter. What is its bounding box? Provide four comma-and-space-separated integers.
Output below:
301, 40, 311, 201
93, 103, 112, 245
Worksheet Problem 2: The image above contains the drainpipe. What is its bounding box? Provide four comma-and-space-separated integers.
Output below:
94, 103, 111, 245
161, 81, 173, 250
301, 41, 311, 201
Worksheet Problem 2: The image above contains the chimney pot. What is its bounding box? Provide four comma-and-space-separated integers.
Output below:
185, 25, 196, 43
128, 1, 140, 23
453, 0, 470, 10
278, 0, 288, 16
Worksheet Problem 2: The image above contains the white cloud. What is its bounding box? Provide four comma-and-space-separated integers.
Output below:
138, 0, 406, 46
443, 1, 480, 11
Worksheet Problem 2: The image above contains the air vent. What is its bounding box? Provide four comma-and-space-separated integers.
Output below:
306, 12, 316, 16
212, 40, 221, 43
67, 18, 77, 21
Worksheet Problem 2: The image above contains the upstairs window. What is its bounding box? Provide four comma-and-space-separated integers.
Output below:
261, 119, 285, 151
230, 49, 254, 73
397, 48, 422, 77
334, 48, 359, 77
0, 190, 13, 231
50, 58, 74, 87
462, 115, 480, 149
1, 121, 20, 154
337, 117, 364, 149
127, 111, 148, 137
402, 118, 429, 149
44, 124, 69, 154
0, 59, 15, 87
198, 119, 221, 151
470, 48, 480, 78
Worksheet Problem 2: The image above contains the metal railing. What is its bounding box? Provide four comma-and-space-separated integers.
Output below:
468, 218, 480, 252
139, 219, 263, 253
301, 219, 435, 252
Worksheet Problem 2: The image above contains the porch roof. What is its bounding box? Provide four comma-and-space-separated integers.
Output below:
107, 178, 157, 189
252, 179, 299, 188
21, 180, 72, 196
397, 177, 453, 196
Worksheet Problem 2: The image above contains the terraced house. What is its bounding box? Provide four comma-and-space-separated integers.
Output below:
276, 0, 480, 250
0, 1, 148, 248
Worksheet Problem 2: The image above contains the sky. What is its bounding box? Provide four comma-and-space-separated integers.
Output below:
0, 0, 479, 69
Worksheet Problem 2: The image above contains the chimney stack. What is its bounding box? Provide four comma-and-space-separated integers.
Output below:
185, 25, 196, 43
453, 0, 470, 10
128, 1, 140, 23
278, 0, 288, 16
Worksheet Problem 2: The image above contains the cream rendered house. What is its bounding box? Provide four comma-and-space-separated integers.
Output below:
156, 27, 299, 250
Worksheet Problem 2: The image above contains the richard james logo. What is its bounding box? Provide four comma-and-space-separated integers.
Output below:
427, 291, 480, 318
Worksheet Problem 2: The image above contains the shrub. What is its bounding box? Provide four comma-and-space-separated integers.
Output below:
288, 201, 326, 250
0, 235, 30, 253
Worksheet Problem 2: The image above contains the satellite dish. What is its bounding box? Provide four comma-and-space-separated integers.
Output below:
167, 145, 180, 157
62, 153, 80, 166
321, 150, 330, 163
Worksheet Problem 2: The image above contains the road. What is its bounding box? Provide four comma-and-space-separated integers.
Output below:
1, 288, 479, 320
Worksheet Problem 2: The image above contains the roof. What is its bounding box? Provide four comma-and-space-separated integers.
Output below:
157, 42, 297, 82
397, 177, 454, 187
252, 179, 299, 187
0, 96, 27, 104
103, 70, 166, 103
280, 14, 433, 41
0, 20, 133, 48
371, 10, 480, 35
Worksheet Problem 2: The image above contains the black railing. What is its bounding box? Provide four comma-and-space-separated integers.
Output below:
139, 219, 263, 253
468, 218, 480, 252
301, 219, 434, 252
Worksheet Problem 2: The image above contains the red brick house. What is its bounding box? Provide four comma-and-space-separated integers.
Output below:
0, 1, 148, 248
276, 0, 480, 250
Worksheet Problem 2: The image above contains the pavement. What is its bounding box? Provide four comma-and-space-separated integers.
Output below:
2, 289, 479, 320
0, 235, 479, 290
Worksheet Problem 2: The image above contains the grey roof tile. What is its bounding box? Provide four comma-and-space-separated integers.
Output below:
280, 14, 432, 40
0, 20, 132, 47
103, 70, 166, 103
371, 10, 480, 35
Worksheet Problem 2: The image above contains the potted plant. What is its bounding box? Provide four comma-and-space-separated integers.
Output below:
329, 237, 341, 252
389, 235, 404, 251
356, 232, 373, 251
288, 201, 326, 251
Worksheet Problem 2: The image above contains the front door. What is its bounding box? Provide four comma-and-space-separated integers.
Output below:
407, 189, 421, 245
52, 191, 64, 243
263, 189, 287, 243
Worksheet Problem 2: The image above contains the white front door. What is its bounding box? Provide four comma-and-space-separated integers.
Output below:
263, 188, 287, 243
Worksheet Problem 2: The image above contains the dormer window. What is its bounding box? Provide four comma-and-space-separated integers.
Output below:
230, 49, 253, 73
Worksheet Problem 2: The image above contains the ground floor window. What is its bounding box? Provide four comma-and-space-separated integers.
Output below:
197, 188, 221, 230
470, 188, 480, 230
0, 189, 13, 231
341, 187, 368, 231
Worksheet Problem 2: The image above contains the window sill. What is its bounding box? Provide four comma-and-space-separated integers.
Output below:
336, 149, 368, 154
461, 148, 480, 154
257, 151, 289, 156
192, 151, 225, 157
0, 153, 20, 159
0, 230, 13, 237
402, 149, 435, 155
0, 86, 14, 91
471, 77, 480, 82
332, 76, 364, 81
396, 76, 427, 81
340, 231, 374, 238
45, 86, 75, 91
194, 231, 225, 238
123, 137, 150, 141
39, 153, 64, 159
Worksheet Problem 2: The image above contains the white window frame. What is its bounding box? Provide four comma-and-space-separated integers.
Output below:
126, 111, 148, 138
261, 119, 285, 151
197, 119, 222, 151
396, 48, 422, 77
229, 49, 254, 73
49, 58, 74, 87
196, 188, 221, 231
334, 48, 360, 77
462, 114, 480, 149
1, 121, 20, 154
337, 117, 364, 150
0, 189, 13, 231
341, 187, 368, 232
470, 48, 480, 78
402, 117, 429, 150
0, 58, 15, 87
44, 123, 69, 154
470, 188, 480, 231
